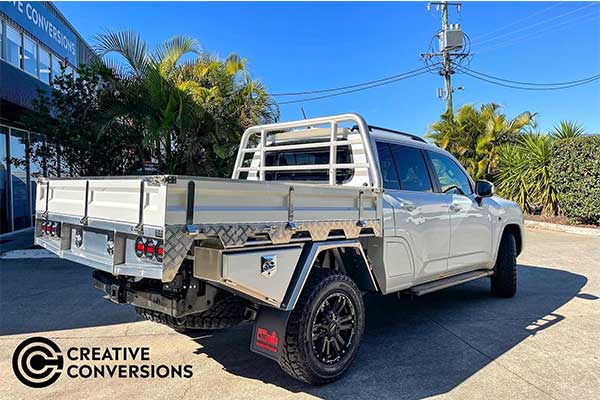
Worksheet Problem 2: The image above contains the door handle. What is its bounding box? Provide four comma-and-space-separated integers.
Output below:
449, 203, 462, 212
399, 202, 416, 212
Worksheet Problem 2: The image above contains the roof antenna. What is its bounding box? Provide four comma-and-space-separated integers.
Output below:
300, 107, 312, 129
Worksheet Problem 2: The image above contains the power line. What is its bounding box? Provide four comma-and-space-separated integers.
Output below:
477, 10, 600, 54
269, 65, 435, 97
277, 66, 439, 105
471, 2, 599, 47
454, 64, 600, 87
454, 65, 600, 91
469, 2, 564, 42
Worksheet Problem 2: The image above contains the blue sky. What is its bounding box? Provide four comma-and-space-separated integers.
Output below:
56, 1, 600, 136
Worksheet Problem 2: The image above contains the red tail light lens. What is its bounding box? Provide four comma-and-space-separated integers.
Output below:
144, 240, 155, 259
134, 237, 162, 261
155, 242, 164, 262
134, 237, 145, 257
40, 221, 60, 237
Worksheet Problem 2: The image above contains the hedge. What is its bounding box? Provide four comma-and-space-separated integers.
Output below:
550, 136, 600, 225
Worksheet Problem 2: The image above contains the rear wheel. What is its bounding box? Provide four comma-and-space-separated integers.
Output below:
279, 269, 365, 385
491, 232, 517, 298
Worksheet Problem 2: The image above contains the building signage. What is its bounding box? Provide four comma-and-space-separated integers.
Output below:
1, 1, 78, 62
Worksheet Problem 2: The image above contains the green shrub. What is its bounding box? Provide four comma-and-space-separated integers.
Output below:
551, 136, 600, 225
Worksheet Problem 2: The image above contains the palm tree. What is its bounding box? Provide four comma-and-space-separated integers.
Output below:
94, 30, 278, 176
427, 103, 536, 180
550, 120, 585, 139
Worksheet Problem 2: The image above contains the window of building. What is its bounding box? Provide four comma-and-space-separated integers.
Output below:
390, 144, 433, 192
51, 55, 62, 82
0, 127, 9, 233
39, 48, 51, 84
23, 34, 37, 76
64, 64, 74, 77
5, 24, 21, 68
0, 19, 4, 60
8, 129, 31, 231
428, 152, 473, 195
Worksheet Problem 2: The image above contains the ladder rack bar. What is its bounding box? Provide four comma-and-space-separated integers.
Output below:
240, 139, 362, 153
329, 122, 337, 185
237, 163, 370, 173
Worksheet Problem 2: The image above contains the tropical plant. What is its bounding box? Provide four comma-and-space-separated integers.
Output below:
426, 103, 536, 180
550, 120, 586, 140
20, 63, 143, 176
94, 30, 278, 176
496, 133, 559, 215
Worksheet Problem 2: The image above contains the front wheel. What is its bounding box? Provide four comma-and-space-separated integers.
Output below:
279, 269, 365, 385
491, 232, 517, 298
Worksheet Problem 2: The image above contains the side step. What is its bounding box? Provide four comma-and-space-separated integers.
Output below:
410, 269, 494, 296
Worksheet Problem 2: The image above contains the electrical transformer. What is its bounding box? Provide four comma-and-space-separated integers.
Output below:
439, 25, 463, 51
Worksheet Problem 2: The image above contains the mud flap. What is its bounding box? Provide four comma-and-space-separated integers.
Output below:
250, 306, 291, 362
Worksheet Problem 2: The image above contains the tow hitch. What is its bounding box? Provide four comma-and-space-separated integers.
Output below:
92, 272, 127, 303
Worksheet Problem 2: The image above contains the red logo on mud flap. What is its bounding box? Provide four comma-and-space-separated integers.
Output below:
255, 328, 279, 353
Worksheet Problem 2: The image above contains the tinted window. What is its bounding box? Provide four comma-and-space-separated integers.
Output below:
39, 48, 51, 84
390, 144, 433, 192
23, 35, 37, 76
376, 142, 400, 190
428, 152, 473, 195
51, 56, 62, 82
6, 24, 21, 68
264, 144, 353, 184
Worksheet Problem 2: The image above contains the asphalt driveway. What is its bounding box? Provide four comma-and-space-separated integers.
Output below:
1, 228, 599, 400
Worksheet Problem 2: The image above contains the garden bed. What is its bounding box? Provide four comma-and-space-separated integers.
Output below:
524, 216, 600, 237
525, 215, 599, 229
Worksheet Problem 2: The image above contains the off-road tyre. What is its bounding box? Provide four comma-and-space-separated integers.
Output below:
279, 269, 365, 385
134, 296, 249, 331
491, 231, 517, 298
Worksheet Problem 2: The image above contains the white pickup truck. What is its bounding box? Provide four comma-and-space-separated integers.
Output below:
35, 113, 524, 384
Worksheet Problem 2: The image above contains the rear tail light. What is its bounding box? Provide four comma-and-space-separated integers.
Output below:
144, 240, 155, 259
134, 237, 145, 257
40, 221, 61, 238
133, 237, 164, 262
155, 241, 164, 262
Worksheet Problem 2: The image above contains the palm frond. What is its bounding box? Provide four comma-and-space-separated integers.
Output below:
94, 30, 149, 78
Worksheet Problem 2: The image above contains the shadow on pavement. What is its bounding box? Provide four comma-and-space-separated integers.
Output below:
0, 259, 595, 399
188, 264, 592, 399
0, 259, 139, 335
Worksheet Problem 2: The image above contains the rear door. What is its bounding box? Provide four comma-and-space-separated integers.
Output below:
376, 142, 451, 290
426, 151, 493, 271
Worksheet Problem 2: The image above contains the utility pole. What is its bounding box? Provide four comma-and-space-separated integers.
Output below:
422, 1, 468, 116
441, 1, 453, 115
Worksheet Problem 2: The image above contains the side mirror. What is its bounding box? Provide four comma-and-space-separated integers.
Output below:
475, 180, 494, 200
